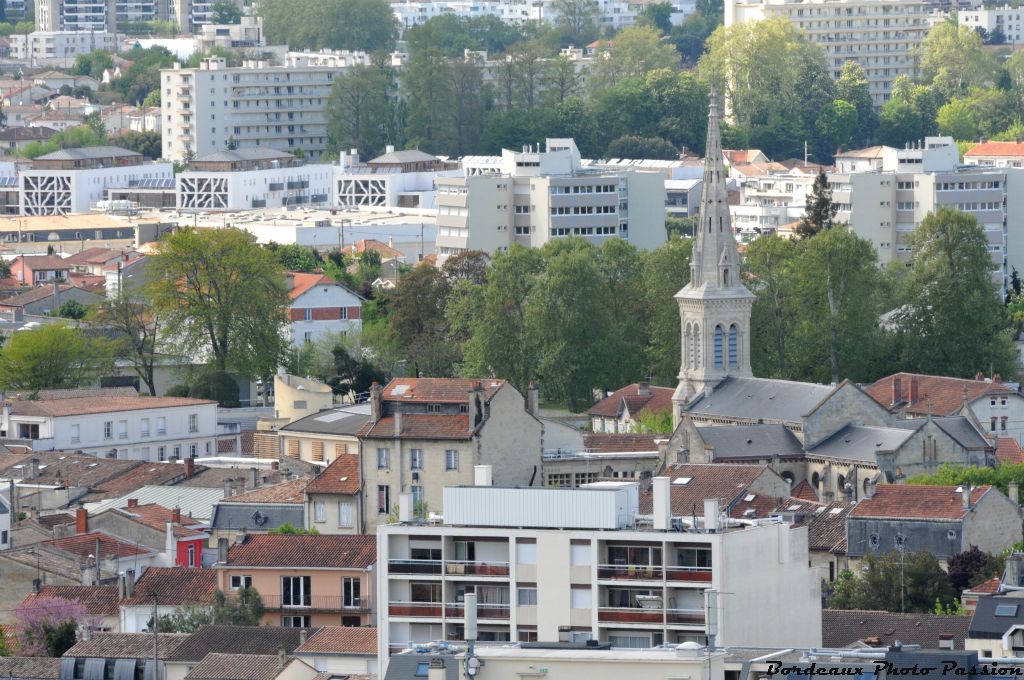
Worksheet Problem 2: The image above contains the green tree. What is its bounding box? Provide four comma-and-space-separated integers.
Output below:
670, 11, 721, 66
638, 1, 673, 33
835, 61, 877, 146
635, 410, 674, 434
745, 235, 800, 379
815, 99, 858, 158
643, 237, 692, 384
267, 242, 322, 272
921, 22, 998, 99
606, 135, 678, 159
551, 0, 598, 45
259, 0, 397, 52
55, 299, 87, 319
828, 551, 956, 613
796, 172, 838, 240
876, 98, 926, 147
907, 462, 1024, 497
112, 46, 176, 104
387, 265, 457, 376
894, 208, 1017, 377
211, 588, 264, 625
326, 64, 398, 159
0, 258, 9, 279
936, 98, 980, 140
268, 522, 319, 534
115, 130, 162, 158
210, 1, 242, 23
403, 48, 455, 153
588, 25, 680, 93
948, 546, 1003, 593
540, 54, 581, 106
148, 605, 214, 633
149, 228, 289, 380
0, 324, 115, 390
448, 59, 488, 156
90, 291, 162, 396
72, 50, 114, 79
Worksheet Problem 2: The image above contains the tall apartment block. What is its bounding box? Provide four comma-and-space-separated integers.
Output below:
725, 0, 928, 106
436, 139, 666, 262
377, 480, 822, 675
160, 55, 353, 163
36, 0, 242, 32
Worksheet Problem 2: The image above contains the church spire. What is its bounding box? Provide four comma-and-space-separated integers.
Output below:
690, 85, 742, 291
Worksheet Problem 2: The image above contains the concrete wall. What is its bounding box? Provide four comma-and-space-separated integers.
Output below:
305, 492, 361, 535
803, 383, 891, 449
478, 385, 543, 487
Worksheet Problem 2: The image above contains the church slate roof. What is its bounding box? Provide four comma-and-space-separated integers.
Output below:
683, 376, 834, 425
805, 423, 916, 462
695, 423, 804, 459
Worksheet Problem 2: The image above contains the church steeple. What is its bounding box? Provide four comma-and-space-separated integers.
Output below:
672, 87, 755, 426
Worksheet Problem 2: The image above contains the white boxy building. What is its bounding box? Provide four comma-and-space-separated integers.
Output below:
376, 477, 822, 674
0, 388, 218, 462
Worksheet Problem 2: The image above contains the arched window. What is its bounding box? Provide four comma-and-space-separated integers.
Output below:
684, 323, 692, 369
811, 471, 820, 489
728, 324, 738, 369
692, 323, 700, 369
713, 325, 724, 369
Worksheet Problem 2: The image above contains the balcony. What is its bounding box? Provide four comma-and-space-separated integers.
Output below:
388, 601, 443, 617
445, 603, 510, 619
665, 567, 713, 583
444, 561, 510, 577
667, 608, 705, 625
597, 564, 664, 580
596, 607, 705, 625
261, 595, 371, 612
389, 559, 442, 575
268, 182, 285, 191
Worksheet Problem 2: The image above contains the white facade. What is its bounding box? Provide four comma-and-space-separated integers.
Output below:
726, 0, 929, 106
160, 57, 360, 162
730, 171, 815, 237
177, 157, 333, 211
289, 280, 365, 346
11, 32, 119, 64
376, 484, 821, 675
196, 16, 265, 51
1, 396, 219, 462
0, 495, 10, 551
391, 0, 695, 31
959, 6, 1024, 44
435, 139, 665, 262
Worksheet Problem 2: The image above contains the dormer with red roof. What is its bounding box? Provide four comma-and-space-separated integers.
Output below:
964, 141, 1024, 169
286, 272, 365, 347
359, 378, 542, 531
588, 382, 674, 433
89, 501, 208, 569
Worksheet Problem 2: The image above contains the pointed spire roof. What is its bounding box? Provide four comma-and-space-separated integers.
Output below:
685, 86, 745, 295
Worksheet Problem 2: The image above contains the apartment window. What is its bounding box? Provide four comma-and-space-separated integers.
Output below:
378, 485, 391, 514
189, 444, 197, 458
141, 419, 150, 437
411, 485, 425, 512
338, 501, 354, 528
281, 615, 310, 627
304, 308, 312, 321
343, 577, 361, 608
411, 449, 424, 470
158, 446, 166, 461
445, 450, 459, 471
1002, 417, 1009, 432
570, 586, 592, 609
377, 447, 390, 469
340, 307, 348, 320
426, 404, 441, 413
70, 424, 80, 444
304, 332, 313, 344
189, 414, 198, 433
282, 575, 311, 607
187, 544, 196, 568
517, 587, 537, 605
173, 445, 181, 459
230, 575, 252, 589
313, 501, 326, 523
104, 421, 113, 439
677, 546, 713, 569
992, 417, 998, 432
547, 473, 572, 487
157, 417, 166, 435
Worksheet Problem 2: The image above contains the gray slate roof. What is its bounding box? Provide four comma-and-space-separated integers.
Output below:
823, 609, 971, 649
280, 404, 371, 436
167, 626, 313, 662
210, 502, 304, 532
969, 595, 1024, 639
806, 424, 915, 462
697, 423, 804, 459
0, 657, 61, 680
185, 654, 298, 680
369, 149, 438, 164
35, 146, 141, 161
194, 148, 294, 163
683, 376, 833, 425
894, 416, 990, 450
64, 633, 189, 660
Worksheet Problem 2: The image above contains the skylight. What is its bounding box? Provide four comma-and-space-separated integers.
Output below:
996, 603, 1019, 617
744, 494, 756, 502
673, 477, 692, 485
829, 507, 844, 515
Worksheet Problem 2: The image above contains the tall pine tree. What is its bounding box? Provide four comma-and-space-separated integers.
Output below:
796, 171, 838, 239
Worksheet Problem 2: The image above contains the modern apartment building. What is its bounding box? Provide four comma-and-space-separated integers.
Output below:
725, 0, 929, 106
19, 146, 173, 216
335, 147, 460, 210
160, 55, 360, 163
176, 148, 333, 211
171, 0, 243, 33
959, 5, 1024, 44
435, 139, 666, 263
829, 137, 1024, 292
376, 481, 822, 674
11, 31, 119, 64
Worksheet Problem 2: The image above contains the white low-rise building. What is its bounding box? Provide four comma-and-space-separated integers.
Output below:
177, 149, 333, 211
964, 141, 1024, 169
0, 387, 218, 462
287, 272, 365, 346
335, 147, 461, 210
11, 32, 119, 64
19, 146, 173, 216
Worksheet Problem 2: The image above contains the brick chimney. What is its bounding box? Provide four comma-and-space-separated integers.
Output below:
75, 507, 87, 534
908, 377, 919, 406
183, 457, 195, 478
369, 381, 383, 422
171, 507, 181, 524
637, 381, 651, 397
127, 498, 138, 508
976, 371, 985, 381
891, 376, 902, 406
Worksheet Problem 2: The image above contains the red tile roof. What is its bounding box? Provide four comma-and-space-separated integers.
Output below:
93, 462, 189, 497
13, 255, 71, 270
347, 239, 404, 260
121, 567, 218, 605
305, 455, 360, 495
225, 478, 307, 504
583, 433, 660, 453
225, 534, 376, 569
63, 247, 126, 266
849, 485, 992, 521
587, 383, 674, 419
997, 438, 1024, 465
46, 531, 151, 559
723, 149, 765, 164
791, 479, 819, 502
381, 378, 505, 403
116, 504, 206, 537
359, 414, 473, 440
965, 141, 1024, 157
6, 394, 215, 418
966, 576, 1002, 594
638, 463, 777, 516
287, 272, 330, 301
865, 372, 1016, 416
20, 585, 119, 616
295, 626, 377, 655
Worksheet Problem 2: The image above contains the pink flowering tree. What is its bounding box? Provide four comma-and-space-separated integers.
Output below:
15, 597, 98, 657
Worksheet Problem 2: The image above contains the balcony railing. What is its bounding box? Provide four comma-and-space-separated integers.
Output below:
444, 602, 510, 619
666, 567, 713, 582
597, 564, 664, 580
597, 607, 705, 625
444, 561, 510, 576
667, 608, 705, 625
389, 601, 443, 617
261, 595, 370, 612
388, 559, 442, 575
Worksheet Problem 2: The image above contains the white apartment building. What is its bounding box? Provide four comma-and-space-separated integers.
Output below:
435, 139, 666, 262
11, 32, 119, 65
965, 141, 1024, 169
19, 146, 174, 216
36, 0, 172, 32
730, 171, 815, 237
161, 56, 357, 163
335, 147, 461, 210
959, 5, 1024, 44
196, 16, 265, 51
0, 388, 219, 462
829, 137, 1024, 293
177, 148, 333, 211
376, 480, 822, 674
725, 0, 929, 106
170, 0, 243, 33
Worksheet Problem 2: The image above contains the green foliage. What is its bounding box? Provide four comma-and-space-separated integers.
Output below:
55, 299, 87, 320
268, 523, 319, 535
211, 1, 242, 23
670, 10, 722, 66
606, 135, 677, 160
643, 237, 692, 385
387, 265, 458, 376
72, 50, 114, 79
148, 605, 214, 633
922, 22, 998, 99
21, 124, 107, 159
796, 172, 838, 239
907, 462, 1024, 496
551, 0, 599, 45
184, 48, 243, 69
815, 99, 858, 158
259, 0, 398, 52
114, 130, 162, 159
326, 63, 400, 159
211, 588, 264, 625
948, 546, 1003, 593
404, 15, 528, 57
828, 551, 957, 613
0, 258, 9, 280
588, 26, 680, 93
111, 46, 176, 105
0, 324, 115, 390
638, 2, 672, 33
42, 620, 78, 657
634, 410, 673, 434
187, 370, 241, 407
266, 242, 322, 272
834, 61, 877, 147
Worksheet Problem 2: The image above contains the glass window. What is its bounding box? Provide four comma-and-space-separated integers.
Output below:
189, 414, 198, 433
713, 325, 724, 369
570, 586, 591, 609
343, 576, 361, 607
377, 485, 390, 514
728, 325, 738, 369
338, 502, 353, 527
410, 449, 423, 470
377, 448, 390, 469
230, 575, 252, 589
445, 450, 459, 470
282, 575, 311, 607
517, 587, 537, 605
104, 421, 113, 439
313, 501, 325, 523
677, 546, 712, 568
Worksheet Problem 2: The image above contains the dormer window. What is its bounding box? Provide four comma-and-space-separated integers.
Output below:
427, 404, 441, 413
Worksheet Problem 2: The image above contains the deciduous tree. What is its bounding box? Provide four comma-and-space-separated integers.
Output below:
828, 551, 956, 613
0, 324, 115, 391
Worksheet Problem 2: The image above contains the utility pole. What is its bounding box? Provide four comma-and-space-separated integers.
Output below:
152, 592, 160, 680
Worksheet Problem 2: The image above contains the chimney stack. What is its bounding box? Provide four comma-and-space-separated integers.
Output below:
75, 507, 87, 534
183, 457, 195, 478
473, 465, 492, 487
527, 382, 539, 418
398, 493, 412, 522
171, 507, 181, 524
891, 376, 902, 406
704, 498, 720, 532
127, 498, 138, 508
249, 467, 258, 489
962, 484, 972, 510
1011, 482, 1019, 506
638, 381, 651, 397
299, 629, 308, 645
217, 537, 228, 563
277, 647, 286, 670
370, 382, 383, 422
223, 479, 233, 498
652, 476, 671, 531
908, 378, 919, 406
